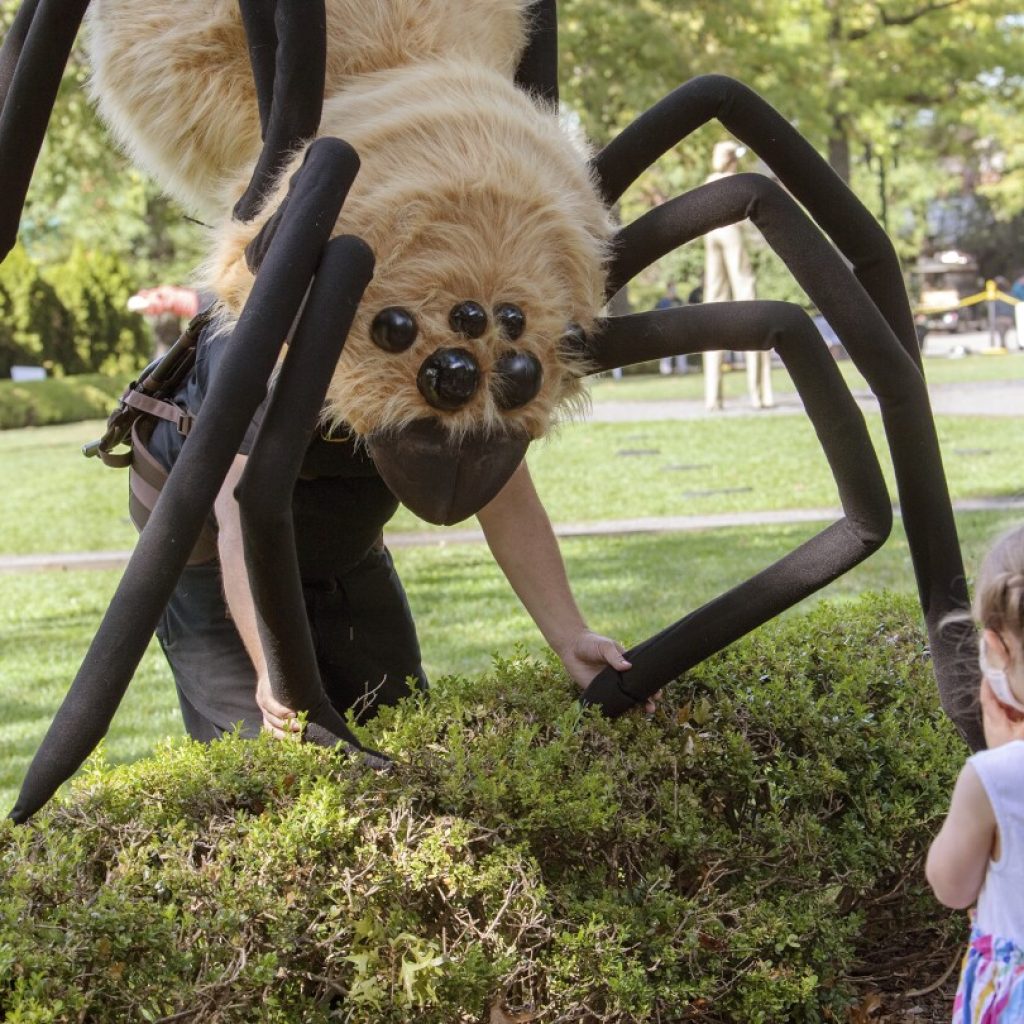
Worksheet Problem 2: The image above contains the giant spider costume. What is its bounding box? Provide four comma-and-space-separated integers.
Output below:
0, 0, 977, 823
140, 318, 430, 743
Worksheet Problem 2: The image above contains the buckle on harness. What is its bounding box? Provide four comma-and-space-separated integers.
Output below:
82, 306, 212, 461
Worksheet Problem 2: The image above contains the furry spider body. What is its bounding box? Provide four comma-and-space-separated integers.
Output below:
88, 0, 532, 219
92, 0, 608, 458
0, 0, 979, 822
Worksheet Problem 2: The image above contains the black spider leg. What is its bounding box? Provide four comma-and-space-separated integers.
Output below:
579, 301, 891, 715
514, 0, 558, 105
234, 0, 327, 223
235, 235, 386, 758
0, 0, 39, 101
238, 0, 277, 136
0, 0, 91, 260
590, 76, 978, 749
594, 75, 919, 354
9, 138, 361, 823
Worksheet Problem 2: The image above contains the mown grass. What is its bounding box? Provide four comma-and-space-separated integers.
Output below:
2, 409, 1023, 553
0, 420, 135, 554
2, 508, 1021, 814
591, 349, 1024, 403
2, 368, 1021, 811
0, 372, 131, 429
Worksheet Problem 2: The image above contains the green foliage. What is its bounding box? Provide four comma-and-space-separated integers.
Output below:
2, 0, 1019, 306
0, 373, 129, 430
0, 2, 205, 282
0, 243, 148, 377
46, 245, 150, 376
560, 0, 1024, 301
0, 595, 966, 1022
0, 244, 77, 378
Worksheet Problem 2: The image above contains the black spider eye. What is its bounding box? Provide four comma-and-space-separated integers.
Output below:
371, 307, 418, 352
494, 303, 525, 341
493, 351, 543, 409
449, 301, 488, 339
417, 348, 481, 410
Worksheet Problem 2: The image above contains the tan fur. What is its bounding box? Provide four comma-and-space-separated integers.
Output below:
88, 0, 612, 441
87, 0, 530, 215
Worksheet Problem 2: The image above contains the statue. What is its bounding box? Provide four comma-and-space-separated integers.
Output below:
703, 140, 773, 410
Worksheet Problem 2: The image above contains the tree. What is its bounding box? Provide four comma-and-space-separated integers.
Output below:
0, 1, 204, 284
3, 2, 1020, 292
561, 0, 1022, 185
558, 0, 1024, 301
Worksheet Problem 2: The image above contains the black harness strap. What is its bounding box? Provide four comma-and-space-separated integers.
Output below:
128, 418, 219, 567
84, 307, 219, 564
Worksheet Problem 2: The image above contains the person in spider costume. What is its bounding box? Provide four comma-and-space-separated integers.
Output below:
0, 0, 978, 823
140, 314, 636, 743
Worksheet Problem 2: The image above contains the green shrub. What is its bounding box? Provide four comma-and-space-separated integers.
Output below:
0, 594, 966, 1023
46, 244, 150, 376
0, 243, 148, 378
0, 373, 129, 429
0, 244, 78, 378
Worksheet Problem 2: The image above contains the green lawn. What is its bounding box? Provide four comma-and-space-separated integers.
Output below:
591, 349, 1024, 403
2, 407, 1022, 553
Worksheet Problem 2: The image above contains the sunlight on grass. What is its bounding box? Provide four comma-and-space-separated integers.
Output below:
0, 421, 136, 555
3, 410, 1022, 552
0, 570, 179, 813
1, 371, 1021, 811
588, 350, 1024, 403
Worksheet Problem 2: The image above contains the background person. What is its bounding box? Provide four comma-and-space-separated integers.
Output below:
1012, 273, 1024, 350
127, 284, 204, 358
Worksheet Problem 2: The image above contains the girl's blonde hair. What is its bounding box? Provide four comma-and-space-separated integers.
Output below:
973, 524, 1024, 639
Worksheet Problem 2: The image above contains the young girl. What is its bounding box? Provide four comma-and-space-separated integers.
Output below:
927, 524, 1024, 1021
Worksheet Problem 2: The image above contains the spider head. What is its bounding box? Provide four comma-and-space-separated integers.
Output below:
213, 64, 611, 524
327, 170, 608, 523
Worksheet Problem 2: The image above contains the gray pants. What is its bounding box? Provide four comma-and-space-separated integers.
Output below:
155, 545, 427, 741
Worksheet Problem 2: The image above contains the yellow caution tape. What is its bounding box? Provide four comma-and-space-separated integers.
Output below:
915, 280, 1019, 315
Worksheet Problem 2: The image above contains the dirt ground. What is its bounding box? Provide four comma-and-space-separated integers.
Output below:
852, 951, 961, 1023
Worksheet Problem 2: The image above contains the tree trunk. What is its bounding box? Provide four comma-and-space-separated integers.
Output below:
828, 127, 851, 184
824, 0, 850, 184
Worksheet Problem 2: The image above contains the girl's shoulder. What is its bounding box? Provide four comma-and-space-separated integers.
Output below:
969, 739, 1024, 777
968, 741, 1024, 826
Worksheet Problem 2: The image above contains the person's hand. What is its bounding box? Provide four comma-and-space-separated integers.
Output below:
981, 677, 1024, 750
256, 676, 303, 740
558, 630, 661, 715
